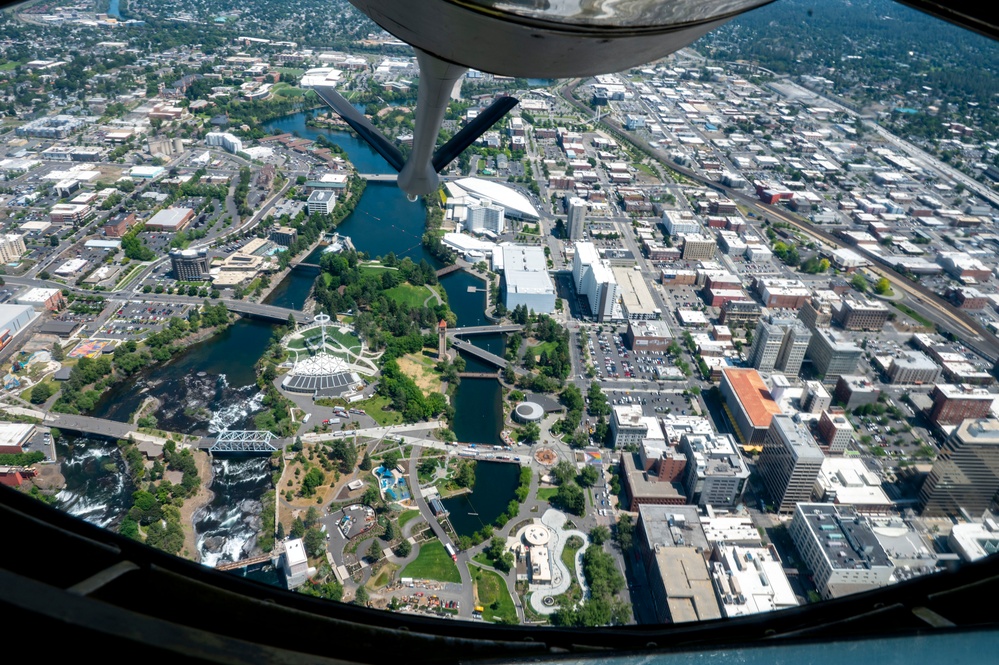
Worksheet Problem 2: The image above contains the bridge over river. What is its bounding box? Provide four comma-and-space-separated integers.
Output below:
44, 414, 282, 454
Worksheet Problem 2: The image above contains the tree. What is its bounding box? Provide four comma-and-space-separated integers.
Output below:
556, 482, 585, 516
304, 506, 320, 528
873, 277, 892, 295
51, 342, 64, 361
552, 460, 577, 486
368, 539, 382, 562
382, 449, 402, 470
300, 467, 325, 497
290, 517, 306, 539
304, 528, 326, 558
361, 485, 380, 507
29, 382, 54, 404
518, 422, 540, 443
851, 273, 868, 293
455, 459, 476, 488
354, 585, 370, 606
589, 525, 610, 546
359, 450, 373, 471
578, 464, 599, 487
615, 514, 634, 551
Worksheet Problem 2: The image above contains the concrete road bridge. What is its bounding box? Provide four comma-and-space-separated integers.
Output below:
449, 324, 523, 336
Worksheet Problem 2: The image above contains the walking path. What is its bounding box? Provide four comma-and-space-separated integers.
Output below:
527, 509, 590, 616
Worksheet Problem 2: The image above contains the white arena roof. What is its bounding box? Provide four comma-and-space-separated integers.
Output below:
451, 178, 539, 220
300, 67, 343, 88
291, 352, 348, 376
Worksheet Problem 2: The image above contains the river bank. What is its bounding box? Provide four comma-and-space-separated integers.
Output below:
179, 449, 215, 561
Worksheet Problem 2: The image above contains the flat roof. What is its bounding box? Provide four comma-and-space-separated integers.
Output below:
16, 287, 61, 302
795, 504, 892, 571
654, 547, 721, 623
711, 545, 798, 617
0, 423, 34, 448
146, 207, 193, 229
612, 267, 660, 317
722, 368, 782, 429
816, 457, 891, 507
623, 453, 686, 502
308, 190, 336, 203
629, 319, 673, 340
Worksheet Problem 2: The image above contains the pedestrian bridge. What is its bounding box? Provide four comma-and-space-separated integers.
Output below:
203, 431, 279, 454
449, 324, 523, 336
222, 300, 310, 324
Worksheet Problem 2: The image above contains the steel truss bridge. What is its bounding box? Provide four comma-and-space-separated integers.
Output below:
208, 431, 278, 454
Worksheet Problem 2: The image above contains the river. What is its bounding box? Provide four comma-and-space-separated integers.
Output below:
54, 434, 135, 530
54, 109, 506, 567
441, 461, 520, 539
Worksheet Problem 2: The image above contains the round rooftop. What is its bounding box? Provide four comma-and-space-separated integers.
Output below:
523, 525, 550, 547
513, 401, 544, 423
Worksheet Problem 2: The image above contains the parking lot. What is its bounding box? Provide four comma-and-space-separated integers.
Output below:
98, 302, 195, 340
585, 329, 675, 383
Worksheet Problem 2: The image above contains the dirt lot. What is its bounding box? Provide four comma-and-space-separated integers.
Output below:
396, 352, 443, 396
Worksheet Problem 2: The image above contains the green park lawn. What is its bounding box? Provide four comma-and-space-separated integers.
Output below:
529, 341, 558, 358
536, 487, 558, 502
469, 565, 518, 624
397, 509, 421, 531
358, 263, 395, 275
350, 395, 402, 426
327, 328, 362, 354
401, 541, 461, 583
383, 283, 431, 309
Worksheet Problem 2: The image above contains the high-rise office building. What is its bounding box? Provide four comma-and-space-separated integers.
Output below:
920, 419, 999, 517
169, 248, 210, 281
0, 234, 26, 263
758, 414, 825, 513
465, 199, 506, 235
807, 328, 862, 384
566, 196, 587, 241
572, 242, 619, 322
747, 318, 811, 377
748, 321, 783, 372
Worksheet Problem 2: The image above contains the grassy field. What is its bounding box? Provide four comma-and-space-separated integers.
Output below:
402, 541, 461, 583
634, 162, 658, 177
397, 509, 421, 531
367, 563, 399, 589
349, 395, 402, 426
21, 380, 57, 405
327, 328, 361, 354
470, 565, 518, 624
472, 553, 494, 568
276, 66, 306, 76
529, 340, 558, 358
561, 536, 583, 577
536, 487, 558, 501
384, 283, 431, 309
272, 82, 305, 98
359, 263, 396, 275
